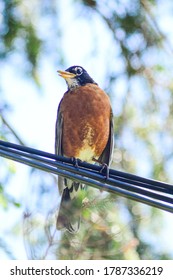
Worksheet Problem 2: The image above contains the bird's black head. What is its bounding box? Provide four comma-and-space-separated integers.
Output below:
58, 65, 97, 90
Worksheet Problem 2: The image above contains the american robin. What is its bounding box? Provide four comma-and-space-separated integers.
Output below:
55, 65, 114, 233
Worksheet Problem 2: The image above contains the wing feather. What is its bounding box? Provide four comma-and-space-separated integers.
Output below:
98, 110, 114, 166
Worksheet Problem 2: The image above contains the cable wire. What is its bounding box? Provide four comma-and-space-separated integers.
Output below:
0, 140, 173, 213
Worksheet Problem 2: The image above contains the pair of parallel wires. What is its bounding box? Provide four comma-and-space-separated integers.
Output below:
0, 140, 173, 214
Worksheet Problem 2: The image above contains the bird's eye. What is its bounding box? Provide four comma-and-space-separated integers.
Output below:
75, 67, 83, 76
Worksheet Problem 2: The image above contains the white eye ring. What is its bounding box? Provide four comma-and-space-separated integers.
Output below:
75, 67, 83, 76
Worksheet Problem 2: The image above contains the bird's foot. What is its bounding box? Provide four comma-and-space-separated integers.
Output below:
92, 157, 109, 179
71, 157, 81, 169
100, 163, 109, 179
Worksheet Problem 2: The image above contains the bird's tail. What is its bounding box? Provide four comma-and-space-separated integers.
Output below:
56, 181, 84, 233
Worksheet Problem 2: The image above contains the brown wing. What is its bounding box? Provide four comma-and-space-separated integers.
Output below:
55, 102, 63, 157
98, 110, 114, 166
55, 101, 83, 233
55, 102, 64, 194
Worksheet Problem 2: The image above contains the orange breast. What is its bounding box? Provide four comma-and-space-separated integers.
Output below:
60, 84, 111, 162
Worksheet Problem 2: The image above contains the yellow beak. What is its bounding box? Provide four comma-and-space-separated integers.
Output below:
57, 70, 76, 79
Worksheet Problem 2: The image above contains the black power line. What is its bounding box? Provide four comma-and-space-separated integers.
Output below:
0, 140, 173, 213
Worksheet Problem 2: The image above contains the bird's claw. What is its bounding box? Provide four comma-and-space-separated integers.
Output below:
71, 157, 81, 169
100, 163, 109, 179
